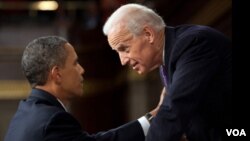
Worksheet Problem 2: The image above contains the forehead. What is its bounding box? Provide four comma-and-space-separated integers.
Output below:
107, 26, 133, 49
64, 43, 77, 58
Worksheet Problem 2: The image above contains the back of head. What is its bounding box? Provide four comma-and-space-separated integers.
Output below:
21, 36, 68, 88
103, 3, 166, 36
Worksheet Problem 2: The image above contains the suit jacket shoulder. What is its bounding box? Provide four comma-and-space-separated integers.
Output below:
146, 25, 232, 141
4, 89, 145, 141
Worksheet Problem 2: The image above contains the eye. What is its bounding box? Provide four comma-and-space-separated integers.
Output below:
74, 59, 79, 65
117, 46, 129, 53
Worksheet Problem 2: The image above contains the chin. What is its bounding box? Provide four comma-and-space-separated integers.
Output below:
79, 91, 84, 96
137, 69, 146, 75
137, 71, 143, 75
74, 90, 83, 97
136, 66, 150, 74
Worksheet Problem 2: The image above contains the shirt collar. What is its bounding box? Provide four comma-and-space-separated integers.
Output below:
162, 37, 166, 65
57, 98, 68, 112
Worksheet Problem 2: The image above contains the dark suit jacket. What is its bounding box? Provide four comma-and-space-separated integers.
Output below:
4, 88, 145, 141
146, 25, 232, 141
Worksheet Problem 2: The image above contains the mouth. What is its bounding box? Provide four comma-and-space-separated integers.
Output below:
131, 62, 139, 71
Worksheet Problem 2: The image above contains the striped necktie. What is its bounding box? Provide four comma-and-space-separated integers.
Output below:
159, 65, 168, 87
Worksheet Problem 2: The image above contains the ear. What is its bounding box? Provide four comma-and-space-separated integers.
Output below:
51, 66, 61, 84
143, 26, 154, 44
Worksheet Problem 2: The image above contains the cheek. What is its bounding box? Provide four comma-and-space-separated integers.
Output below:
130, 45, 144, 59
139, 49, 154, 67
135, 40, 150, 59
137, 47, 148, 60
62, 70, 76, 83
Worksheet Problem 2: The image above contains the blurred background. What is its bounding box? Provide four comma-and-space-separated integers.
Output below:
0, 0, 232, 139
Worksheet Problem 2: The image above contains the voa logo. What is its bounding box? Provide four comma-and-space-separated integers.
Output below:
226, 129, 246, 136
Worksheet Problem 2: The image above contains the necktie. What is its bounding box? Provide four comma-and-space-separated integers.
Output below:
159, 65, 168, 87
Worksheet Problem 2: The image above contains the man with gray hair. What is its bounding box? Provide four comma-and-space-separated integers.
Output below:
103, 3, 232, 141
4, 36, 163, 141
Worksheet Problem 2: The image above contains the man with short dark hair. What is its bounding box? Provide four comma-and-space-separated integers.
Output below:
4, 36, 162, 141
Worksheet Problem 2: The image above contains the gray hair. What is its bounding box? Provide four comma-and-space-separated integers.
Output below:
103, 3, 166, 36
21, 36, 68, 87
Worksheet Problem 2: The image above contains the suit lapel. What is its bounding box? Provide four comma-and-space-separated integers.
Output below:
163, 26, 177, 84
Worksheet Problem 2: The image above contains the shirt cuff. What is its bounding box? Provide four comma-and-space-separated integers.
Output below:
138, 116, 150, 136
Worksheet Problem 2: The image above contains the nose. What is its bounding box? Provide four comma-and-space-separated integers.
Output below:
79, 64, 85, 75
119, 53, 129, 66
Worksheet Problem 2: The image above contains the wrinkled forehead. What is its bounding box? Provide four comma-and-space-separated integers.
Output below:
107, 25, 133, 49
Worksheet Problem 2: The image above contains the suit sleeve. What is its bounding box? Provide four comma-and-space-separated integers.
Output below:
146, 33, 223, 141
44, 111, 145, 141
